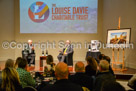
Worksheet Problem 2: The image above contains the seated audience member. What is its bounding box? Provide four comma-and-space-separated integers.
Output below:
42, 62, 83, 91
102, 81, 125, 91
98, 54, 105, 63
44, 55, 55, 77
17, 58, 35, 88
94, 60, 116, 91
103, 56, 114, 75
0, 59, 15, 87
69, 61, 93, 91
1, 67, 23, 91
5, 59, 14, 68
0, 59, 14, 86
85, 56, 98, 77
128, 74, 136, 90
15, 57, 22, 69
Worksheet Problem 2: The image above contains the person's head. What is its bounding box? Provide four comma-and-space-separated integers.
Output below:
28, 39, 32, 44
65, 40, 71, 45
18, 58, 28, 69
102, 81, 125, 91
75, 61, 85, 72
98, 54, 105, 61
5, 59, 14, 68
103, 56, 111, 63
55, 62, 68, 80
99, 60, 109, 72
46, 55, 53, 65
14, 57, 22, 68
2, 67, 20, 91
85, 56, 98, 70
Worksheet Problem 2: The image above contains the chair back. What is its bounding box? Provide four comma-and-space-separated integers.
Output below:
23, 86, 37, 91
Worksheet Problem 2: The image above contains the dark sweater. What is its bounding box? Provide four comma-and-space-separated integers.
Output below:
85, 65, 97, 77
42, 79, 83, 91
69, 72, 94, 91
94, 71, 116, 91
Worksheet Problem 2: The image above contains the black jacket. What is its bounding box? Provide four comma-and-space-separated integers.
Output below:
69, 72, 94, 91
94, 71, 116, 91
41, 79, 83, 91
85, 65, 97, 77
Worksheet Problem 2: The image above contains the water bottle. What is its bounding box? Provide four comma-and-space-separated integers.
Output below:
46, 50, 48, 56
42, 50, 44, 56
88, 45, 91, 51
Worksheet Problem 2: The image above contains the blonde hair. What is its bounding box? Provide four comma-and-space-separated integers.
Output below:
99, 60, 109, 71
5, 59, 14, 68
2, 67, 20, 91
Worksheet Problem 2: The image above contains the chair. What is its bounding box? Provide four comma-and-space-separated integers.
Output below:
22, 49, 35, 66
23, 86, 37, 91
65, 52, 74, 66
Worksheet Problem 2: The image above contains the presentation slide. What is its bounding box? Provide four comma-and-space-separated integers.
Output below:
20, 0, 98, 33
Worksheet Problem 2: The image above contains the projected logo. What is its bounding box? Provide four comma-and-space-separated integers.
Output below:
28, 2, 49, 23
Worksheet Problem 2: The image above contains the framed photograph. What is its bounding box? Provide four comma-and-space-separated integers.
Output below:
107, 28, 131, 47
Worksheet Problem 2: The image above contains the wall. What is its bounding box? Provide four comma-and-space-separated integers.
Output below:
102, 0, 136, 68
14, 0, 103, 65
0, 0, 15, 61
1, 0, 136, 69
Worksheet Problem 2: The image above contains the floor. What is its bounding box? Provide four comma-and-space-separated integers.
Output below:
117, 80, 133, 91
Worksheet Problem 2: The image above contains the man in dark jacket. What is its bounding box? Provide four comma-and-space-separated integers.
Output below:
69, 61, 94, 91
42, 62, 83, 91
57, 40, 74, 66
94, 60, 116, 91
